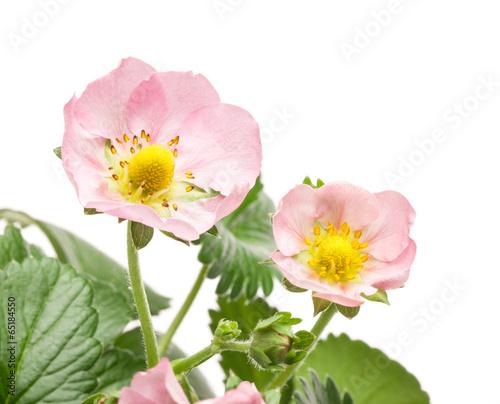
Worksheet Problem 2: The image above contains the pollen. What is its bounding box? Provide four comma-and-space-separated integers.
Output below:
128, 144, 175, 192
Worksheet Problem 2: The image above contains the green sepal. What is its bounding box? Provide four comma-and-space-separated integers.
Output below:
283, 277, 308, 293
259, 257, 276, 266
293, 330, 316, 350
264, 389, 282, 404
179, 373, 199, 403
335, 303, 360, 320
130, 221, 154, 250
54, 146, 62, 159
84, 208, 102, 215
302, 176, 326, 189
205, 225, 220, 238
361, 289, 390, 305
81, 393, 119, 404
160, 230, 191, 246
225, 371, 242, 391
313, 296, 332, 317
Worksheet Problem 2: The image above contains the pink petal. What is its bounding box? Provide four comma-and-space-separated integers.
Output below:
174, 103, 262, 196
198, 382, 265, 404
213, 182, 252, 222
75, 57, 155, 140
272, 184, 319, 256
271, 251, 377, 307
313, 282, 377, 307
270, 251, 333, 294
313, 290, 364, 307
119, 388, 158, 404
360, 191, 416, 261
362, 238, 416, 290
316, 182, 379, 231
126, 71, 220, 144
122, 358, 189, 404
62, 96, 122, 207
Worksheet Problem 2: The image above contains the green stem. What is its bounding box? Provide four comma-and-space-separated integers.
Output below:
127, 221, 160, 368
171, 341, 250, 374
266, 303, 337, 390
158, 265, 209, 356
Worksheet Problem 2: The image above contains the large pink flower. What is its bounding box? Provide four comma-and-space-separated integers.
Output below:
118, 358, 264, 404
62, 58, 261, 240
270, 182, 416, 307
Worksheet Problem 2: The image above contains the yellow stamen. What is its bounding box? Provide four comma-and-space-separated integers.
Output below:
354, 230, 362, 239
314, 226, 321, 236
127, 144, 175, 192
305, 238, 312, 245
186, 186, 194, 193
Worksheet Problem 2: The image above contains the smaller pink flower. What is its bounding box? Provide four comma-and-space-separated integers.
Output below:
199, 382, 265, 404
119, 358, 189, 404
118, 358, 265, 404
270, 182, 416, 307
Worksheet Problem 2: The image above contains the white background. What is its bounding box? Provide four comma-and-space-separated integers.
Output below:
1, 1, 500, 403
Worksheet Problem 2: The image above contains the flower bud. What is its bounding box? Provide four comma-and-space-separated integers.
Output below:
249, 312, 315, 371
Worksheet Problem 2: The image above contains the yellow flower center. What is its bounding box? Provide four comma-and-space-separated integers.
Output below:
128, 144, 175, 192
304, 222, 369, 283
104, 131, 199, 216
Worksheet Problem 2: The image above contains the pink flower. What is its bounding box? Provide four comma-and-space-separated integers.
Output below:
270, 182, 416, 307
62, 58, 261, 240
199, 382, 265, 404
118, 358, 189, 404
118, 358, 264, 404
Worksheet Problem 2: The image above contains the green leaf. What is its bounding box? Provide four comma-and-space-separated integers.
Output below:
335, 304, 360, 320
293, 369, 350, 404
0, 209, 170, 318
297, 334, 430, 404
90, 280, 130, 347
0, 258, 102, 404
0, 223, 129, 347
112, 327, 214, 400
53, 146, 62, 159
361, 289, 390, 305
198, 177, 280, 299
130, 221, 154, 250
89, 348, 144, 394
0, 226, 42, 268
209, 296, 278, 390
